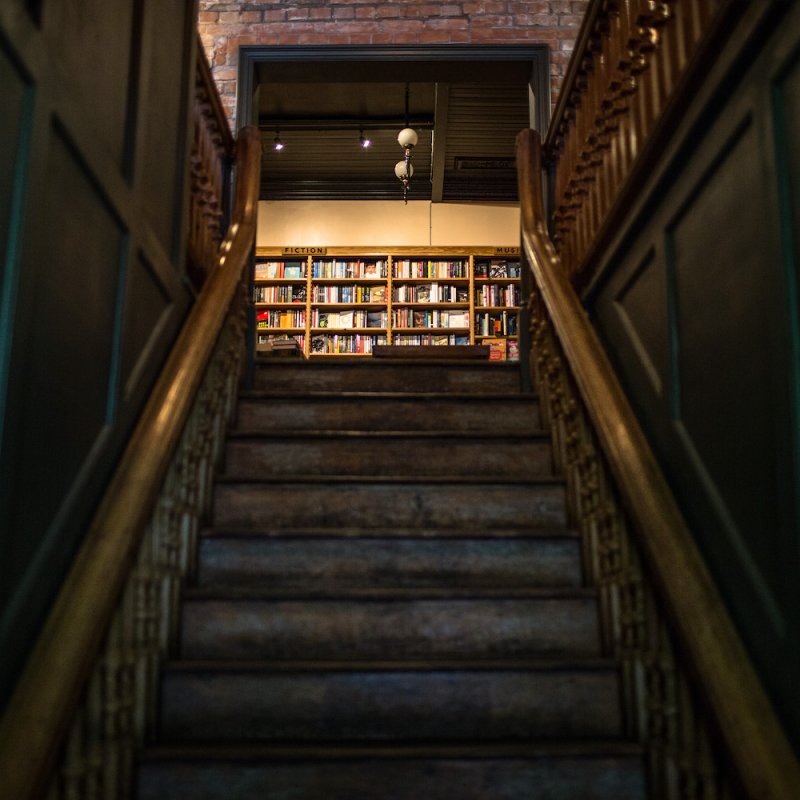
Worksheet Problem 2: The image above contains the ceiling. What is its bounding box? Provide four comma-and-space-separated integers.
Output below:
255, 59, 533, 202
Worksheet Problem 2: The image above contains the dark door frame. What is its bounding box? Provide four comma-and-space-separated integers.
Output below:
236, 43, 551, 152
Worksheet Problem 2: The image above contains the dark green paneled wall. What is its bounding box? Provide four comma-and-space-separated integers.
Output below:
0, 0, 195, 705
589, 4, 800, 749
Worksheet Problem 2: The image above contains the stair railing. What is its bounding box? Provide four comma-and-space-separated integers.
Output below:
517, 127, 800, 800
0, 56, 261, 800
546, 0, 746, 288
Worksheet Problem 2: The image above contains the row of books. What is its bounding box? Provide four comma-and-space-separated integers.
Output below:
311, 260, 388, 279
256, 259, 521, 281
475, 284, 521, 307
310, 334, 388, 354
392, 284, 469, 303
482, 337, 520, 361
312, 310, 387, 328
257, 333, 305, 350
392, 334, 470, 346
474, 260, 522, 278
257, 309, 305, 328
392, 308, 470, 329
255, 261, 305, 279
312, 285, 386, 303
254, 285, 306, 303
476, 310, 519, 336
392, 259, 468, 279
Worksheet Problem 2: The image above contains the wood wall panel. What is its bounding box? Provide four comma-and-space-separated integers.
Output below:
612, 247, 668, 400
120, 251, 176, 400
0, 47, 30, 300
589, 4, 800, 749
136, 0, 193, 260
46, 0, 135, 169
0, 1, 194, 704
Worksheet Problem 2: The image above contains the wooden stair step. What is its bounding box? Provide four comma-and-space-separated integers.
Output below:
236, 392, 541, 432
196, 533, 583, 590
212, 478, 567, 530
223, 432, 553, 478
159, 659, 623, 743
137, 742, 646, 800
253, 361, 522, 393
179, 590, 601, 661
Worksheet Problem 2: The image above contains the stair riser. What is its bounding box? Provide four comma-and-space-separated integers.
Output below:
237, 397, 541, 433
213, 482, 567, 529
197, 537, 583, 590
160, 668, 621, 742
254, 364, 521, 393
181, 597, 600, 660
137, 756, 646, 800
224, 437, 553, 478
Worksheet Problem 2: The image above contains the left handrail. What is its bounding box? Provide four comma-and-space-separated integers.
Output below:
0, 125, 260, 800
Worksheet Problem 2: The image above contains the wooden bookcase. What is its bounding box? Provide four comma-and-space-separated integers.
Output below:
253, 247, 522, 358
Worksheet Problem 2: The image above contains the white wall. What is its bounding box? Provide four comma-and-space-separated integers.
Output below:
257, 201, 520, 248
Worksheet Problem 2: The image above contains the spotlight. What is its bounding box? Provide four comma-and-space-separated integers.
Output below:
359, 130, 371, 149
273, 132, 284, 151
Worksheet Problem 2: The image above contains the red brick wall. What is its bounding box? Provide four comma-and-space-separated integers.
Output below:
198, 1, 588, 127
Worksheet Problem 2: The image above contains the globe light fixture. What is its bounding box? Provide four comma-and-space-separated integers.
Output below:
396, 86, 418, 204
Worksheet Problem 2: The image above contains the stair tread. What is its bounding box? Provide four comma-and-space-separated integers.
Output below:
139, 740, 643, 761
228, 429, 550, 440
164, 658, 617, 672
183, 587, 596, 601
199, 526, 581, 539
215, 474, 565, 485
240, 391, 536, 401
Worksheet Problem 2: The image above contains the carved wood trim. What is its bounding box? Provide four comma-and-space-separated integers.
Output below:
545, 0, 743, 287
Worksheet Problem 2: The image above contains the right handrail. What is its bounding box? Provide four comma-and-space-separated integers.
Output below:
517, 127, 800, 800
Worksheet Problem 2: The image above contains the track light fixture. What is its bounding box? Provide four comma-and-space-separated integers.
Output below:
359, 129, 371, 148
273, 131, 284, 151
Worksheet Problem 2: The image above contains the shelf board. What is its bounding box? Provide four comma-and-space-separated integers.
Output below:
311, 328, 387, 334
254, 302, 307, 308
392, 327, 471, 333
391, 277, 470, 283
312, 303, 386, 309
475, 306, 522, 311
391, 302, 470, 308
312, 277, 388, 283
257, 328, 305, 333
254, 278, 307, 283
475, 276, 522, 282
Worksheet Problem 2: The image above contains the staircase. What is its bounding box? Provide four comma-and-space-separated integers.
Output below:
137, 359, 645, 800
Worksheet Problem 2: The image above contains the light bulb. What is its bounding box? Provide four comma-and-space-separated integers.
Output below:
395, 160, 414, 180
397, 128, 418, 148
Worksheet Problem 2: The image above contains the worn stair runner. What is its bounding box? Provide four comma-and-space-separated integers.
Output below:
137, 359, 645, 800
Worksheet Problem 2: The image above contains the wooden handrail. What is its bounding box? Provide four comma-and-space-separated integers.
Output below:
517, 127, 800, 799
0, 125, 260, 800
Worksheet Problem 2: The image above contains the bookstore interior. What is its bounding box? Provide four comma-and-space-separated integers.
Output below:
253, 70, 529, 361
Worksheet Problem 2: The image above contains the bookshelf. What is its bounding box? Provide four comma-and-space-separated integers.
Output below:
253, 247, 522, 359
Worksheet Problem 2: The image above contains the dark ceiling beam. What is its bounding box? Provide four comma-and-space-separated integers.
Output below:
258, 115, 434, 132
430, 82, 450, 203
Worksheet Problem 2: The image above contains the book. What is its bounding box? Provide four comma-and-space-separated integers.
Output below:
489, 261, 508, 278
484, 337, 507, 360
507, 339, 520, 361
284, 262, 303, 278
